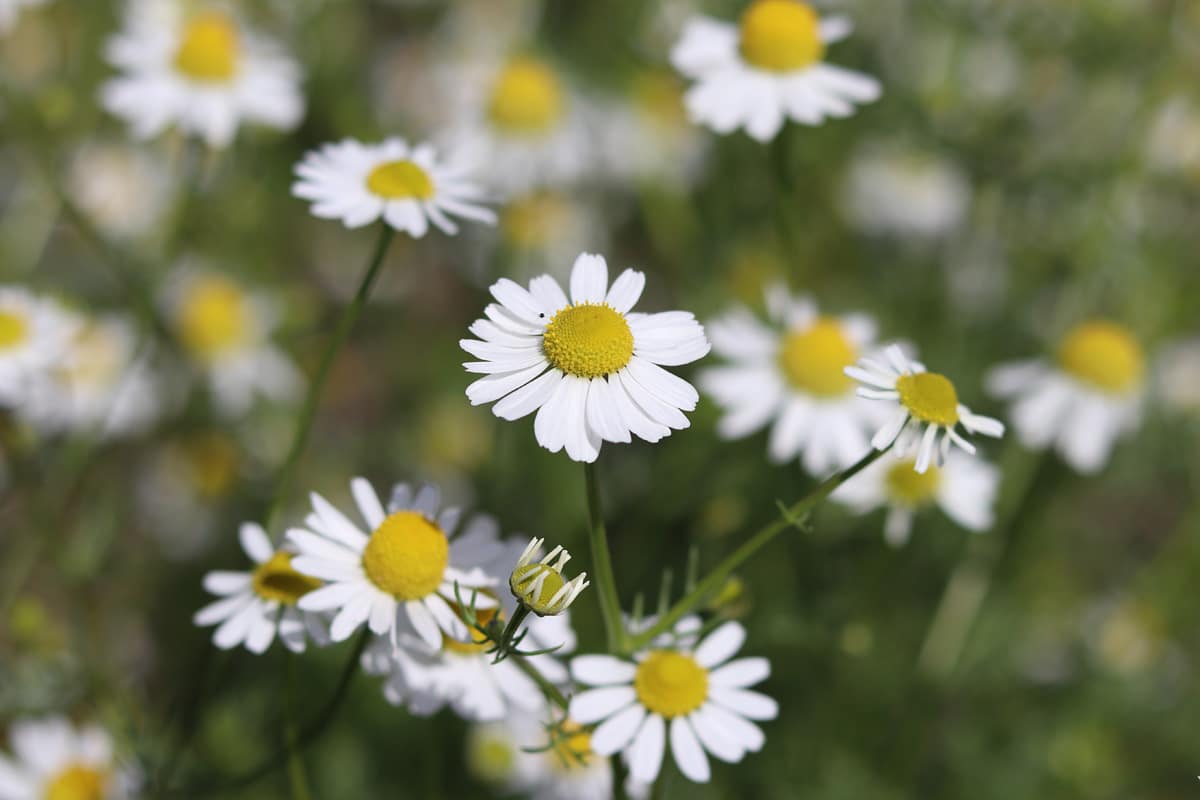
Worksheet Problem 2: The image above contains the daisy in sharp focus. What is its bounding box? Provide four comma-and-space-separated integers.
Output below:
671, 0, 880, 142
570, 617, 776, 785
461, 252, 710, 463
193, 521, 328, 654
986, 320, 1146, 473
846, 344, 1004, 473
0, 287, 78, 409
700, 285, 890, 476
0, 716, 138, 799
0, 0, 47, 35
291, 138, 495, 237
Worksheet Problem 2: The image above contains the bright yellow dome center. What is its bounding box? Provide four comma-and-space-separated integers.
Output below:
365, 160, 435, 200
174, 12, 240, 82
542, 303, 634, 379
778, 318, 857, 397
739, 0, 825, 72
43, 764, 106, 800
884, 459, 941, 506
0, 310, 29, 350
634, 651, 708, 718
442, 604, 498, 655
177, 276, 249, 359
487, 57, 565, 135
896, 372, 960, 427
252, 551, 321, 606
548, 721, 594, 770
361, 511, 449, 600
1057, 321, 1143, 393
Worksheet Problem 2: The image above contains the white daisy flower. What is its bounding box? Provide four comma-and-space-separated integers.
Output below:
287, 479, 503, 651
670, 0, 881, 142
461, 252, 710, 463
510, 537, 589, 617
100, 0, 304, 148
699, 286, 890, 476
569, 618, 776, 785
986, 320, 1145, 473
193, 521, 329, 654
0, 716, 138, 799
846, 344, 1005, 474
467, 711, 616, 800
66, 142, 172, 240
840, 145, 970, 239
164, 269, 302, 416
0, 287, 78, 409
833, 451, 1001, 547
291, 137, 495, 237
494, 191, 608, 280
0, 0, 47, 35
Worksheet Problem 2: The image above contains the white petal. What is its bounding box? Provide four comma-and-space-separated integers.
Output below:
709, 687, 779, 721
606, 269, 646, 313
590, 703, 647, 756
351, 477, 386, 529
570, 253, 609, 305
670, 716, 711, 783
694, 621, 746, 668
569, 686, 637, 724
628, 712, 666, 784
239, 522, 274, 563
709, 656, 770, 688
492, 367, 562, 420
571, 654, 638, 685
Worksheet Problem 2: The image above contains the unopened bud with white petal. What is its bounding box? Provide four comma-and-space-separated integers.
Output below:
509, 537, 589, 617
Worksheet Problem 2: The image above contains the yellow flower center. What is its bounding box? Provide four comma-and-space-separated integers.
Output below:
0, 310, 29, 350
777, 318, 857, 397
896, 372, 960, 427
548, 721, 594, 771
502, 193, 567, 248
542, 303, 634, 379
252, 551, 321, 606
177, 276, 249, 359
739, 0, 826, 72
174, 12, 240, 82
631, 72, 687, 129
442, 605, 498, 655
365, 160, 435, 201
634, 651, 709, 718
1057, 321, 1144, 393
361, 511, 449, 600
43, 764, 106, 800
884, 459, 942, 506
510, 564, 566, 612
184, 433, 239, 498
487, 57, 565, 135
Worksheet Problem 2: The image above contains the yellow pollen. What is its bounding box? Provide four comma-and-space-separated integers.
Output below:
634, 651, 708, 718
252, 551, 321, 606
43, 764, 107, 800
361, 511, 449, 600
884, 459, 942, 506
1057, 320, 1144, 393
548, 721, 594, 771
174, 12, 240, 82
487, 57, 565, 135
542, 303, 634, 379
739, 0, 826, 72
778, 318, 857, 396
442, 604, 498, 655
896, 372, 960, 427
511, 564, 566, 611
365, 160, 435, 200
177, 276, 249, 359
0, 310, 28, 350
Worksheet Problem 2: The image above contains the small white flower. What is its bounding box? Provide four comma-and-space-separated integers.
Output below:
461, 252, 710, 463
66, 142, 172, 239
0, 287, 78, 408
846, 344, 1005, 474
101, 0, 304, 148
0, 716, 138, 799
510, 537, 589, 617
0, 0, 48, 35
700, 286, 890, 476
569, 618, 777, 785
671, 0, 880, 142
987, 320, 1145, 473
291, 137, 495, 237
840, 145, 970, 238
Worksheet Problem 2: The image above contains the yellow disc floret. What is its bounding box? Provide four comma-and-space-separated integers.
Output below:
739, 0, 825, 72
365, 160, 435, 200
542, 303, 634, 379
1057, 320, 1143, 393
487, 57, 565, 135
442, 604, 498, 655
778, 318, 857, 397
177, 276, 249, 359
548, 721, 594, 770
634, 651, 709, 718
0, 309, 28, 350
252, 551, 321, 606
896, 372, 960, 427
361, 511, 449, 600
174, 12, 240, 82
885, 459, 941, 506
44, 764, 107, 800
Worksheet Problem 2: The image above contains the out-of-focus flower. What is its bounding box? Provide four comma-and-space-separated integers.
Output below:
193, 521, 328, 654
700, 287, 889, 476
100, 0, 304, 148
461, 253, 709, 463
497, 191, 607, 279
136, 432, 240, 559
0, 716, 138, 799
840, 146, 971, 238
986, 321, 1145, 473
66, 142, 172, 239
291, 137, 495, 237
833, 451, 1000, 546
467, 711, 615, 800
671, 0, 880, 142
570, 618, 776, 784
847, 344, 1004, 473
1155, 336, 1200, 414
510, 537, 589, 617
0, 287, 78, 408
0, 0, 47, 36
1144, 96, 1200, 177
595, 72, 708, 188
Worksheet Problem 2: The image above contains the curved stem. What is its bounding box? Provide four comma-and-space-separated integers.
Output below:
511, 653, 570, 711
583, 461, 626, 653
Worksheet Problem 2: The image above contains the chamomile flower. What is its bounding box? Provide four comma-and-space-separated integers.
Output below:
699, 286, 889, 476
833, 451, 1000, 546
462, 252, 710, 463
467, 711, 615, 800
0, 0, 47, 35
510, 537, 589, 617
840, 145, 970, 239
66, 142, 172, 240
986, 320, 1145, 473
287, 480, 502, 651
0, 287, 78, 408
846, 344, 1004, 474
0, 716, 138, 799
100, 0, 304, 148
670, 0, 880, 142
193, 522, 328, 654
291, 138, 495, 237
570, 618, 776, 785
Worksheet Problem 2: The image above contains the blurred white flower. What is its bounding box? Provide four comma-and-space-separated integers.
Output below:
66, 142, 172, 239
1144, 96, 1200, 175
987, 320, 1145, 473
1155, 336, 1200, 414
0, 286, 78, 408
495, 191, 608, 279
461, 253, 710, 463
840, 146, 971, 238
671, 1, 880, 142
0, 716, 138, 799
101, 0, 304, 148
467, 711, 616, 800
0, 0, 47, 35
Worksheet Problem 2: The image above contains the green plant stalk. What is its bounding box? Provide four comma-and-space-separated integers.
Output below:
492, 603, 531, 662
283, 651, 313, 800
512, 653, 570, 711
583, 461, 627, 653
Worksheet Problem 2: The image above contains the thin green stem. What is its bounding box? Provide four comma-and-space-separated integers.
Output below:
512, 653, 569, 711
283, 652, 313, 800
583, 461, 626, 653
491, 604, 531, 662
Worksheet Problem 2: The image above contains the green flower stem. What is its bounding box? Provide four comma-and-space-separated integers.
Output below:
583, 461, 628, 653
492, 603, 532, 661
283, 652, 313, 800
625, 448, 885, 653
512, 653, 570, 711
